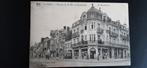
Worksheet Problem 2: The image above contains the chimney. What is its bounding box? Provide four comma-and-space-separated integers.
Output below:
67, 27, 70, 31
41, 38, 44, 42
63, 26, 66, 30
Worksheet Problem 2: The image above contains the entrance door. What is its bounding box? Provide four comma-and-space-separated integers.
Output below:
90, 48, 96, 59
109, 48, 112, 58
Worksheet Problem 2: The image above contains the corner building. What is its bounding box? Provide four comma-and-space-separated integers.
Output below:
71, 4, 130, 60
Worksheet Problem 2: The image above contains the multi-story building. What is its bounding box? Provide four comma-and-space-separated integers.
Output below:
30, 37, 50, 58
50, 26, 72, 58
71, 4, 130, 60
30, 26, 72, 59
63, 40, 72, 59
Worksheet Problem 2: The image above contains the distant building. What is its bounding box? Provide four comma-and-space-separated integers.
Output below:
30, 37, 50, 58
71, 4, 130, 60
50, 26, 72, 58
63, 40, 72, 59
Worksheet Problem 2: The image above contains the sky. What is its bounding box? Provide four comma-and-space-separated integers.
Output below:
30, 2, 129, 46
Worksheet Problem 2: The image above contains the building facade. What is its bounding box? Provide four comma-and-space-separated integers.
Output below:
63, 40, 72, 59
71, 4, 130, 60
49, 26, 72, 59
30, 37, 50, 58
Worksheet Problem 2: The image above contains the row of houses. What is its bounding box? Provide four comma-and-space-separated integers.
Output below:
30, 26, 72, 59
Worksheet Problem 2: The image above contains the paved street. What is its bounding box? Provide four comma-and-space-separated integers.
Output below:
30, 58, 130, 67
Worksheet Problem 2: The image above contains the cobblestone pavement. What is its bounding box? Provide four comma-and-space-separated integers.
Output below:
30, 58, 130, 67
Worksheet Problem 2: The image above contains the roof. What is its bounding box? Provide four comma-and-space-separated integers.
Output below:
87, 4, 102, 14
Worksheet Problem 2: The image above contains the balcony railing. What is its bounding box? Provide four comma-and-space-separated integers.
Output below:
97, 27, 104, 34
80, 30, 84, 34
81, 40, 88, 44
103, 41, 129, 48
106, 30, 118, 38
71, 40, 88, 48
71, 40, 128, 48
72, 32, 80, 38
71, 40, 104, 47
120, 34, 129, 41
97, 39, 104, 44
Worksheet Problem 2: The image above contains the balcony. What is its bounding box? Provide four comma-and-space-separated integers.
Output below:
81, 40, 88, 44
71, 40, 89, 48
103, 41, 129, 48
81, 40, 105, 45
80, 30, 84, 34
106, 30, 118, 38
71, 42, 81, 47
72, 32, 80, 38
120, 34, 129, 41
97, 39, 104, 44
97, 27, 104, 34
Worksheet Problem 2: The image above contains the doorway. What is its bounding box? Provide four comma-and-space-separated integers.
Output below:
90, 48, 96, 59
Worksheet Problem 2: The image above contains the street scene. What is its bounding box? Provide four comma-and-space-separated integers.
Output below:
30, 2, 130, 67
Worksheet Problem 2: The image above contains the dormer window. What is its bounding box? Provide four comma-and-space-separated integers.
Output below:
98, 23, 100, 27
109, 27, 111, 30
83, 15, 86, 18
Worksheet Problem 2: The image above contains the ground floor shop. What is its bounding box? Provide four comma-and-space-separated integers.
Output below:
72, 45, 130, 60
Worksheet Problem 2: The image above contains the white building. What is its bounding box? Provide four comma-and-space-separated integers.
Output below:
71, 4, 130, 60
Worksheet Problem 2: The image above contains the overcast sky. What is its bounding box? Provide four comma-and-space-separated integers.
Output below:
30, 2, 129, 46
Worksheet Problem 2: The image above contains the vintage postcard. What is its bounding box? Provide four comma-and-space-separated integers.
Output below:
30, 1, 130, 67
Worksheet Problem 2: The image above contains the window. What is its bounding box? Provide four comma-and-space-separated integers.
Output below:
89, 34, 96, 42
77, 28, 79, 32
98, 23, 100, 26
74, 29, 76, 33
91, 25, 93, 29
85, 26, 87, 30
98, 23, 100, 28
109, 37, 111, 39
89, 34, 91, 41
77, 38, 79, 42
91, 23, 93, 29
81, 35, 84, 41
83, 15, 86, 18
98, 35, 100, 38
103, 16, 106, 21
94, 34, 96, 41
109, 27, 111, 30
92, 35, 93, 41
73, 39, 75, 43
94, 22, 95, 29
85, 35, 87, 41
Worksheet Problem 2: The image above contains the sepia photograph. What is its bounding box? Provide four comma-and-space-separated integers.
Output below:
30, 1, 130, 67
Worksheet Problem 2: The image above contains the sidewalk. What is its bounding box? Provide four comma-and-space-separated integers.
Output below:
30, 58, 130, 67
30, 58, 130, 63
